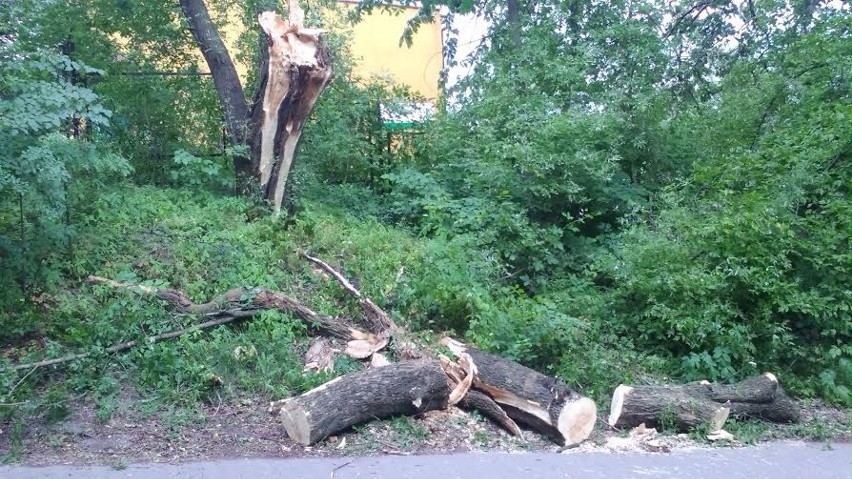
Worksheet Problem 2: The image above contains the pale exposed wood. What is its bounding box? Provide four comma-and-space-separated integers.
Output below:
301, 253, 421, 359
256, 4, 332, 213
304, 338, 335, 372
302, 253, 361, 298
458, 389, 523, 437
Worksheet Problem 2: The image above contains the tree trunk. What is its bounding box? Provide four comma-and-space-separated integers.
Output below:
251, 3, 332, 213
178, 0, 251, 176
179, 0, 331, 212
608, 373, 801, 432
443, 339, 597, 446
507, 0, 521, 49
277, 359, 450, 445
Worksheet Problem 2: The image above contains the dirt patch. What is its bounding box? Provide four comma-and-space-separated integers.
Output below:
2, 390, 849, 467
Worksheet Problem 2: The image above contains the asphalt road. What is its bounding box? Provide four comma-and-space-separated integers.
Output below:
1, 441, 850, 479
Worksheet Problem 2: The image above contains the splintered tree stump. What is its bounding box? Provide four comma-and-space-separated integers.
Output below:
278, 359, 450, 445
608, 372, 801, 432
255, 2, 332, 213
443, 339, 597, 446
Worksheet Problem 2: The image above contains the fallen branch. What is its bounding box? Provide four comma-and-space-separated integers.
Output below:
12, 314, 243, 371
9, 276, 387, 372
302, 252, 419, 359
87, 275, 376, 343
458, 389, 523, 437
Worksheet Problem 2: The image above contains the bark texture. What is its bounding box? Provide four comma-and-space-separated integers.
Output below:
278, 359, 450, 445
178, 0, 251, 175
608, 373, 801, 432
443, 339, 597, 446
179, 0, 331, 210
86, 275, 377, 343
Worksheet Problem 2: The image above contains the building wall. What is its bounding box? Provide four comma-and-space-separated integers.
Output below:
342, 4, 443, 99
213, 3, 443, 100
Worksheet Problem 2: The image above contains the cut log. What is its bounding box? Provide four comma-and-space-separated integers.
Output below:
442, 339, 597, 446
608, 373, 801, 432
278, 359, 450, 445
608, 384, 730, 432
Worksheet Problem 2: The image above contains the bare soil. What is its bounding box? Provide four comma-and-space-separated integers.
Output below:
2, 387, 849, 467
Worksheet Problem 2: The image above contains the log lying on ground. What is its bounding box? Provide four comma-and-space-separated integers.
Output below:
443, 339, 597, 446
87, 275, 377, 344
277, 359, 450, 445
608, 372, 800, 432
458, 389, 523, 437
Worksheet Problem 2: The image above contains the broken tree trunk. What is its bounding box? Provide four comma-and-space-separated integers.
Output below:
302, 252, 421, 359
608, 372, 801, 432
458, 389, 523, 437
277, 359, 450, 445
443, 339, 597, 446
253, 2, 332, 213
180, 0, 332, 208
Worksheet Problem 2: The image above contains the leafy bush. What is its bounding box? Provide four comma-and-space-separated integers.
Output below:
594, 18, 852, 403
0, 48, 131, 296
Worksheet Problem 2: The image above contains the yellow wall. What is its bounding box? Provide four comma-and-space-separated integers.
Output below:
213, 3, 443, 100
344, 5, 443, 99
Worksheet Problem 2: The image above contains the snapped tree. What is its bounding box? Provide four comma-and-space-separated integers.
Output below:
178, 0, 332, 213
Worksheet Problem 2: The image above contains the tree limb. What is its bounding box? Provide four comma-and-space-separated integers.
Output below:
11, 314, 244, 371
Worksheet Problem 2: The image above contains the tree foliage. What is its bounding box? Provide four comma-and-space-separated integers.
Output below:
1, 0, 851, 414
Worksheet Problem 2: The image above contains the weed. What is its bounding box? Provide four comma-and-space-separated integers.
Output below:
47, 433, 65, 448
94, 395, 117, 423
472, 429, 492, 446
722, 419, 771, 445
657, 406, 678, 434
1, 420, 25, 463
389, 416, 429, 448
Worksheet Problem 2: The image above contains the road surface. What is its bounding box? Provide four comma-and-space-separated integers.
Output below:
1, 441, 850, 478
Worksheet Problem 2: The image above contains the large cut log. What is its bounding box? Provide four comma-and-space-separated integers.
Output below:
608, 372, 800, 432
442, 339, 597, 446
278, 359, 450, 445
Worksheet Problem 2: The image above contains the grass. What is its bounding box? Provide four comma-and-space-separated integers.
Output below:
0, 184, 482, 458
1, 184, 850, 461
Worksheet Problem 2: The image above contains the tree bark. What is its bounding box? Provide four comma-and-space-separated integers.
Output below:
507, 0, 521, 49
178, 0, 331, 211
608, 373, 801, 432
86, 275, 378, 344
458, 389, 522, 437
443, 339, 597, 446
252, 4, 332, 213
178, 0, 251, 177
277, 359, 450, 445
